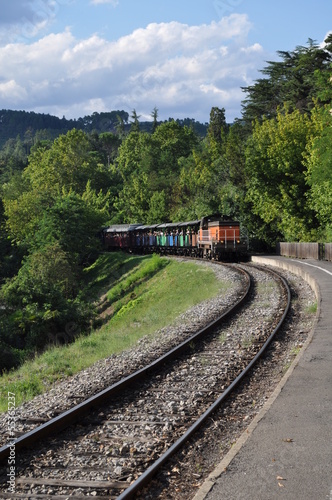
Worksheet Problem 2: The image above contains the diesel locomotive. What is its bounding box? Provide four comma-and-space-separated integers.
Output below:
102, 214, 248, 261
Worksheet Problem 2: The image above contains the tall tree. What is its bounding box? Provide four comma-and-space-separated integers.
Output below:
151, 106, 159, 133
207, 107, 229, 158
130, 109, 140, 132
242, 38, 332, 126
116, 114, 126, 138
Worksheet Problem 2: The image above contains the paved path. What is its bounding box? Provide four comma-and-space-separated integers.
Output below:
194, 256, 332, 500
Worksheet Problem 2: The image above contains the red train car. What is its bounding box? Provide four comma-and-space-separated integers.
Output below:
103, 223, 141, 250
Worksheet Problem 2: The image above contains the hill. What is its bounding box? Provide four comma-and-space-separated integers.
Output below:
0, 109, 208, 148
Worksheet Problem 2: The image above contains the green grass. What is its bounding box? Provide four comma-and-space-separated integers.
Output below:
0, 253, 232, 413
306, 302, 317, 315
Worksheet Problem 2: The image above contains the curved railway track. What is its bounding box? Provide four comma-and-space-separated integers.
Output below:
0, 262, 291, 499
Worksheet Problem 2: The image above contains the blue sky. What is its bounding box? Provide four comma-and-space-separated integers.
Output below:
0, 0, 331, 123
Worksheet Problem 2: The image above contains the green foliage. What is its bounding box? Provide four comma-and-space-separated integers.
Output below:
130, 109, 141, 132
172, 117, 243, 220
0, 197, 20, 282
174, 144, 224, 218
245, 107, 317, 242
34, 190, 106, 263
78, 110, 129, 133
0, 136, 28, 183
242, 37, 332, 125
207, 107, 229, 159
114, 121, 198, 222
92, 131, 122, 165
152, 120, 198, 163
114, 171, 151, 223
147, 190, 168, 223
304, 106, 332, 239
25, 129, 111, 196
1, 243, 92, 353
3, 129, 111, 248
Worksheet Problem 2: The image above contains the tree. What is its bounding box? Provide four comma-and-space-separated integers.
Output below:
97, 132, 122, 165
1, 243, 91, 351
173, 142, 226, 220
115, 131, 150, 180
207, 107, 229, 158
114, 121, 198, 222
0, 197, 21, 283
151, 106, 159, 133
147, 190, 167, 223
113, 171, 151, 223
242, 38, 332, 126
3, 129, 111, 248
33, 190, 107, 264
116, 114, 126, 138
304, 106, 332, 240
0, 129, 111, 367
130, 109, 140, 132
152, 120, 198, 170
244, 107, 316, 243
0, 136, 28, 182
25, 129, 111, 197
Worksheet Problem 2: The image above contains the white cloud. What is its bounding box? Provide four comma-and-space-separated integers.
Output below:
0, 15, 266, 122
241, 43, 263, 54
0, 79, 27, 102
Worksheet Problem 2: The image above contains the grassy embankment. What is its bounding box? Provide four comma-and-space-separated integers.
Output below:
0, 253, 232, 413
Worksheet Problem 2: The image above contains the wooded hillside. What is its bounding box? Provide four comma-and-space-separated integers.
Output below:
1, 35, 332, 371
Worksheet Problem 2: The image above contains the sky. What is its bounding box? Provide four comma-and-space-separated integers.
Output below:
0, 0, 331, 124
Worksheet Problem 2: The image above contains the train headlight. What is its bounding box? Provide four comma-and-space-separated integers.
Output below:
237, 240, 241, 244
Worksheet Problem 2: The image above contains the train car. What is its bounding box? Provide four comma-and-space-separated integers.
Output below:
102, 215, 248, 261
103, 223, 142, 250
177, 220, 201, 253
198, 214, 247, 260
133, 224, 160, 250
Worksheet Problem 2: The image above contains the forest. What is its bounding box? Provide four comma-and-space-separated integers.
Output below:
1, 34, 332, 370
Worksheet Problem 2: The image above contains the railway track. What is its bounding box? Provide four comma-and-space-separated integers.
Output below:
0, 262, 291, 499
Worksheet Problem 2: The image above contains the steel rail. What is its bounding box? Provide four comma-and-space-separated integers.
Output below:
0, 265, 251, 464
117, 265, 291, 499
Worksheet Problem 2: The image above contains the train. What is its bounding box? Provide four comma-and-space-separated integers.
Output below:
102, 214, 248, 261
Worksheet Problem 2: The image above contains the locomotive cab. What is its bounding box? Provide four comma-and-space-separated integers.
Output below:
198, 214, 246, 260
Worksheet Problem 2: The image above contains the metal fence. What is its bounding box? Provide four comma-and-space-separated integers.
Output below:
277, 242, 332, 261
